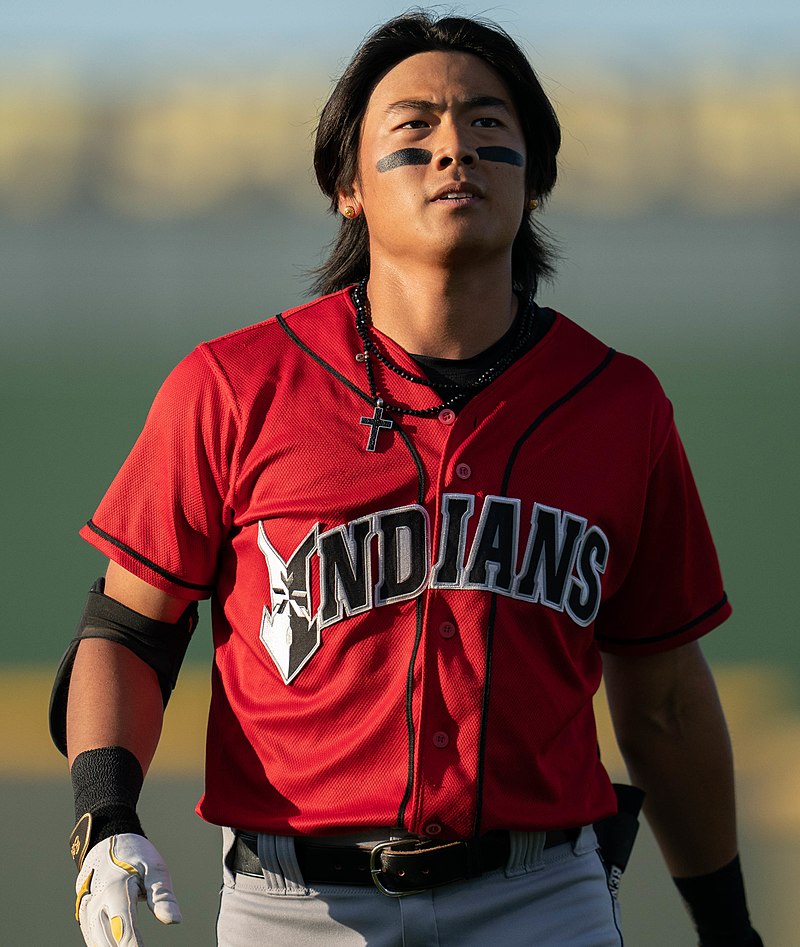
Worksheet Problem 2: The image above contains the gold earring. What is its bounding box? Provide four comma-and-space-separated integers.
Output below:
342, 206, 356, 219
528, 198, 539, 211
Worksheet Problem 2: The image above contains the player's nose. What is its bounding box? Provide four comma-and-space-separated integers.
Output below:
433, 122, 477, 170
436, 150, 476, 170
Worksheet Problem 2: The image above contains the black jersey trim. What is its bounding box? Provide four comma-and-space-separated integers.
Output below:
473, 346, 617, 833
84, 520, 213, 593
398, 596, 425, 829
276, 313, 373, 405
394, 426, 428, 828
501, 347, 616, 495
594, 593, 729, 647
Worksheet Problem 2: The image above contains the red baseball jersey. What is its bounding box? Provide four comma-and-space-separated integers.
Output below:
81, 287, 731, 839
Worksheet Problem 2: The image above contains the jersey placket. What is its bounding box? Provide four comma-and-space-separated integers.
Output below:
407, 408, 489, 839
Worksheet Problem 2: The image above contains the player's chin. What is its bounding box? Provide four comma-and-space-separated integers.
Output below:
430, 236, 511, 268
437, 217, 515, 248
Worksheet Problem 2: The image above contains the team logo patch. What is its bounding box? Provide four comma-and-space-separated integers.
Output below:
257, 496, 609, 683
257, 522, 320, 683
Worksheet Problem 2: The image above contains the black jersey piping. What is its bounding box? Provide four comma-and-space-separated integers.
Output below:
500, 348, 617, 497
595, 593, 729, 647
472, 346, 617, 836
276, 313, 374, 405
84, 520, 213, 592
394, 425, 428, 828
275, 312, 427, 828
398, 596, 426, 828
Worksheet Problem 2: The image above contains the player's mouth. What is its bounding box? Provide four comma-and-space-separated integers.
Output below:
431, 182, 483, 204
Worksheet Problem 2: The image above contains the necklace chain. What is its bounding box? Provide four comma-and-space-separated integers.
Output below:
351, 279, 535, 419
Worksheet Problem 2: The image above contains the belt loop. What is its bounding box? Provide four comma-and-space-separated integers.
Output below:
465, 837, 483, 879
573, 824, 599, 856
257, 834, 309, 896
505, 830, 547, 877
221, 826, 238, 888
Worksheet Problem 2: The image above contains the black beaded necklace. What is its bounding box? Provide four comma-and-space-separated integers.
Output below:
352, 279, 535, 451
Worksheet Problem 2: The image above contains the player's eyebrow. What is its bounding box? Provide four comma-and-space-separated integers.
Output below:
384, 95, 512, 116
462, 95, 511, 113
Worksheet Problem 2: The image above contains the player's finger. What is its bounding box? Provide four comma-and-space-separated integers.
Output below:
111, 834, 183, 926
147, 878, 182, 925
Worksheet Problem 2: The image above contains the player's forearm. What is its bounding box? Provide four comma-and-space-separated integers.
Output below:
613, 665, 738, 878
66, 644, 182, 942
66, 637, 164, 773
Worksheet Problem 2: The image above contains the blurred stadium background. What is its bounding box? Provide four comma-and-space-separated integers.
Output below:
2, 1, 798, 943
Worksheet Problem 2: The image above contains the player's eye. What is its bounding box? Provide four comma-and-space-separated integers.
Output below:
473, 117, 502, 128
398, 119, 430, 130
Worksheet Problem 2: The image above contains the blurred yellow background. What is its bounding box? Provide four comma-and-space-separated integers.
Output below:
2, 64, 798, 218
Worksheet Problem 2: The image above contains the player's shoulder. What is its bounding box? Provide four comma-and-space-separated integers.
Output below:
186, 287, 352, 385
553, 311, 669, 400
200, 287, 352, 361
154, 289, 353, 414
549, 311, 674, 440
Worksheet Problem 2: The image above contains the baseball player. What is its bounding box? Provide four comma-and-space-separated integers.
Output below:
51, 12, 763, 947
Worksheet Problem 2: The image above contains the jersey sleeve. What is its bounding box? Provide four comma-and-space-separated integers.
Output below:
80, 346, 239, 600
594, 413, 731, 655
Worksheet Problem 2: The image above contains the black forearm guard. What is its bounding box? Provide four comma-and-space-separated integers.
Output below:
49, 577, 198, 756
673, 855, 763, 947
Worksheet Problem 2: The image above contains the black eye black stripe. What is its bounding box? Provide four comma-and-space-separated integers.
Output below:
376, 149, 432, 172
475, 146, 524, 166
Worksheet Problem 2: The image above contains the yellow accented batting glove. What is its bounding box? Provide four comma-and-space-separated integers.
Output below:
75, 833, 182, 946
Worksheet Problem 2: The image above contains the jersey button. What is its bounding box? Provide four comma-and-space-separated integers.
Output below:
439, 621, 456, 639
424, 823, 442, 836
432, 731, 450, 748
455, 462, 471, 480
438, 408, 456, 425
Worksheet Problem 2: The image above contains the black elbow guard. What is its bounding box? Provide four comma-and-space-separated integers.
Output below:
49, 577, 199, 756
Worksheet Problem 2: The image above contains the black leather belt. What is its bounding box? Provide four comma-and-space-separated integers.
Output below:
232, 828, 578, 896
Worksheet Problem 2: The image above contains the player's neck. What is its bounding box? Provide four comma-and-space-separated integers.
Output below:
363, 260, 518, 360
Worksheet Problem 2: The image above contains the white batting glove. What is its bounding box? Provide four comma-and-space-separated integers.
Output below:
75, 834, 182, 946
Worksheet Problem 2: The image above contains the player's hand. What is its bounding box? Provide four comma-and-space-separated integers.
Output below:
75, 833, 182, 946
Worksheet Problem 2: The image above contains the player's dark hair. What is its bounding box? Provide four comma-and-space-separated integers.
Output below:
311, 11, 561, 297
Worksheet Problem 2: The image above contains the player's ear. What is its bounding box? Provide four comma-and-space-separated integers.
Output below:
338, 181, 362, 220
337, 189, 362, 220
